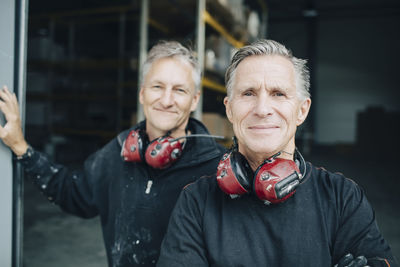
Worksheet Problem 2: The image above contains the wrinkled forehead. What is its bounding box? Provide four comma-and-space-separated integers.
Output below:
233, 55, 296, 90
145, 57, 195, 84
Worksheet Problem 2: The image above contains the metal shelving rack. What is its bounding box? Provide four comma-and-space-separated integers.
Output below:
26, 0, 267, 154
137, 0, 267, 121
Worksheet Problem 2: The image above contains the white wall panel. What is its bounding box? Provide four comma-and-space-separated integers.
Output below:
0, 0, 15, 265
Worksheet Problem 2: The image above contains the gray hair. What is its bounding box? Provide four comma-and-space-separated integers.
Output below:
225, 39, 310, 100
141, 41, 201, 92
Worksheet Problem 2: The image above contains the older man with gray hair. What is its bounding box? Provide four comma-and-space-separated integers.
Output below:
0, 40, 225, 267
157, 39, 398, 267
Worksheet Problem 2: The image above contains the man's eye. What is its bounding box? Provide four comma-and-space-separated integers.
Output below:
243, 91, 254, 96
273, 91, 285, 97
175, 88, 186, 93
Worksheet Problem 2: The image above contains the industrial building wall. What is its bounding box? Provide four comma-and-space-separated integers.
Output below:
270, 15, 400, 146
316, 16, 400, 145
0, 0, 16, 266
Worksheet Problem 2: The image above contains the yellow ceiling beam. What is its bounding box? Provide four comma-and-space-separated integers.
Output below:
203, 10, 245, 49
202, 77, 226, 94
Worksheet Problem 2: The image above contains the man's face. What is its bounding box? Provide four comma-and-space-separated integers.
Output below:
224, 55, 311, 164
140, 57, 200, 139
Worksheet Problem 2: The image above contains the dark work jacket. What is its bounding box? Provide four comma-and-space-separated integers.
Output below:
157, 162, 398, 267
19, 118, 226, 267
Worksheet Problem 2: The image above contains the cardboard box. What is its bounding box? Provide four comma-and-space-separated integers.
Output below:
202, 112, 233, 139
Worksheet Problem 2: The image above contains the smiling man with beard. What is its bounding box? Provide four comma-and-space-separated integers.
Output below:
0, 41, 226, 266
157, 39, 398, 267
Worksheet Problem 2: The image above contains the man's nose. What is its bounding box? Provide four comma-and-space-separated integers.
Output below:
254, 94, 273, 117
160, 88, 174, 107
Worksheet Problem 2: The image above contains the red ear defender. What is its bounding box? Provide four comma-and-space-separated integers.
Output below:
121, 130, 183, 169
145, 136, 183, 169
216, 151, 254, 198
216, 143, 305, 205
121, 129, 147, 162
122, 131, 223, 169
253, 157, 301, 205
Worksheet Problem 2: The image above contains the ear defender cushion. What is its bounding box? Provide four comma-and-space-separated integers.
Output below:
216, 151, 254, 197
121, 129, 148, 162
253, 158, 301, 205
145, 136, 183, 169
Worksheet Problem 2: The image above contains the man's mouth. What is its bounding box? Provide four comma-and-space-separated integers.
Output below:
249, 124, 279, 130
153, 107, 176, 114
248, 124, 280, 134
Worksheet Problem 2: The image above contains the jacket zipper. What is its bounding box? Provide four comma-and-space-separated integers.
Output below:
145, 180, 153, 194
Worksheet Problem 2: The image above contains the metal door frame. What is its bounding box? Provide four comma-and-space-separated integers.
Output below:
0, 0, 28, 266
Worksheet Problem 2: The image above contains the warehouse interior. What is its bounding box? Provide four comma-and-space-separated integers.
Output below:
18, 0, 400, 266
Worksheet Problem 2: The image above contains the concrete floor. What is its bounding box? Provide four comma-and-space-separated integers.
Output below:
23, 184, 107, 267
22, 147, 400, 266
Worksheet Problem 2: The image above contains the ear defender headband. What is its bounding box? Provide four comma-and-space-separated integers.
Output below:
216, 140, 305, 205
121, 128, 224, 169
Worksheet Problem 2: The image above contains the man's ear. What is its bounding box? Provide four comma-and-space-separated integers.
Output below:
139, 87, 144, 105
296, 98, 311, 126
190, 90, 201, 112
224, 96, 233, 123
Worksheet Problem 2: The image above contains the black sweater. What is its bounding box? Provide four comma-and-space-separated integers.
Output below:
158, 162, 398, 267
